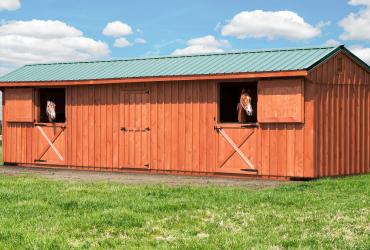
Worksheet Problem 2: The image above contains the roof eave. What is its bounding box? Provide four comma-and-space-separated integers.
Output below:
341, 47, 370, 72
0, 70, 308, 87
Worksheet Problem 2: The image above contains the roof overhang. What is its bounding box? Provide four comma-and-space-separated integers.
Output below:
0, 70, 308, 87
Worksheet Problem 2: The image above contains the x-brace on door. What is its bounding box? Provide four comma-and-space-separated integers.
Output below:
34, 124, 66, 165
215, 126, 258, 174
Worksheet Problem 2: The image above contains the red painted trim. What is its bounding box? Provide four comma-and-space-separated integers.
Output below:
0, 70, 308, 87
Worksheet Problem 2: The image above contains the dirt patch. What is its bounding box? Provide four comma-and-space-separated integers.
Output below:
0, 166, 287, 189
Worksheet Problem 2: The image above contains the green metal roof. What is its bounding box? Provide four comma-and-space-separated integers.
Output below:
0, 45, 365, 83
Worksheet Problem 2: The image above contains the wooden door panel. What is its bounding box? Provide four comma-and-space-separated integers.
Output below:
216, 127, 257, 174
120, 90, 150, 169
258, 79, 304, 123
35, 125, 66, 165
5, 88, 34, 122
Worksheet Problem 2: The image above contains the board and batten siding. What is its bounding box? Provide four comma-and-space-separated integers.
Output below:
308, 51, 370, 177
3, 78, 314, 178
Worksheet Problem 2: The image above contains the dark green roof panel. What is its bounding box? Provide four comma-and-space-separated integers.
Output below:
0, 45, 363, 83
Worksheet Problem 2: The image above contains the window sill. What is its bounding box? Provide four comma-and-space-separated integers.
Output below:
8, 120, 34, 123
215, 123, 259, 128
34, 122, 66, 128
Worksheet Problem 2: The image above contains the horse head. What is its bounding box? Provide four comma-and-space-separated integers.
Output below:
241, 89, 253, 116
46, 100, 56, 122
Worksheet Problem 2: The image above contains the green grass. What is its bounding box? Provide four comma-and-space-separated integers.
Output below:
0, 174, 369, 249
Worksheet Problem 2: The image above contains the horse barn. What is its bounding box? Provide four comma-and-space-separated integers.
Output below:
0, 45, 369, 180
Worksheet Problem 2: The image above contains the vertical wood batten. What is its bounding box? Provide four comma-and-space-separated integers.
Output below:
106, 85, 113, 169
185, 82, 192, 171
157, 83, 165, 170
76, 87, 82, 166
192, 81, 200, 172
149, 83, 158, 170
303, 81, 315, 177
71, 87, 77, 166
178, 81, 186, 171
100, 86, 107, 168
205, 81, 215, 172
82, 86, 89, 167
94, 86, 101, 168
88, 86, 95, 168
199, 81, 207, 172
171, 81, 179, 171
164, 83, 171, 171
112, 84, 120, 169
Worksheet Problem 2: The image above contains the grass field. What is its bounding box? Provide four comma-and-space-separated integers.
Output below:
0, 173, 368, 249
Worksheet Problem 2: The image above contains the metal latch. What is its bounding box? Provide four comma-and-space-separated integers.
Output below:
240, 168, 258, 173
120, 127, 150, 132
34, 160, 47, 163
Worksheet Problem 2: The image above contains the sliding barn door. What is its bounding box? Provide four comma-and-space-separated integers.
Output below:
35, 124, 66, 165
215, 126, 258, 174
119, 90, 150, 169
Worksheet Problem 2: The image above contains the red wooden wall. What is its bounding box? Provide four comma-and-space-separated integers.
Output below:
308, 51, 370, 177
2, 78, 316, 178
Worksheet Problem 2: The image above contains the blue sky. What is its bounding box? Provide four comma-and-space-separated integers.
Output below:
0, 0, 369, 75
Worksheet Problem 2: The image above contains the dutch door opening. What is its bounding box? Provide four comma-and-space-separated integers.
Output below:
39, 88, 66, 123
219, 82, 258, 124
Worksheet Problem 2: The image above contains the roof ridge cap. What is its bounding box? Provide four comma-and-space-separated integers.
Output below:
23, 45, 341, 67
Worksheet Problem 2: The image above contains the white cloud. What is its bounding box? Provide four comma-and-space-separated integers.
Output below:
349, 0, 370, 6
172, 35, 230, 56
114, 37, 132, 48
102, 21, 133, 37
0, 19, 109, 71
317, 21, 331, 28
324, 39, 341, 46
135, 38, 146, 44
349, 46, 370, 64
221, 10, 321, 40
0, 0, 20, 11
0, 19, 81, 38
339, 1, 370, 41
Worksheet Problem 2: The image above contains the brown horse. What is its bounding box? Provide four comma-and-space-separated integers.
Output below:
237, 89, 253, 123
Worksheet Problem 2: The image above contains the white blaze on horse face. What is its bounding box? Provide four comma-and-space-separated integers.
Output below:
246, 102, 253, 116
241, 94, 253, 116
46, 100, 56, 122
